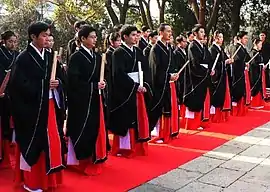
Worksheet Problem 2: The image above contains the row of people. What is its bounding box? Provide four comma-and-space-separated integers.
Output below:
0, 21, 269, 192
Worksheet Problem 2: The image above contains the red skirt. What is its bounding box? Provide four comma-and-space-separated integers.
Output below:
185, 110, 202, 130
250, 93, 265, 109
231, 97, 248, 116
112, 129, 148, 158
15, 147, 63, 191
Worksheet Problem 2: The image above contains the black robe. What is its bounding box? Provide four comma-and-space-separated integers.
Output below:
249, 49, 264, 97
148, 40, 178, 129
261, 41, 270, 87
0, 46, 19, 142
183, 40, 212, 112
174, 46, 187, 104
138, 38, 148, 51
66, 37, 77, 66
109, 44, 152, 136
67, 47, 107, 162
209, 44, 229, 108
143, 44, 152, 59
8, 45, 65, 173
231, 43, 251, 102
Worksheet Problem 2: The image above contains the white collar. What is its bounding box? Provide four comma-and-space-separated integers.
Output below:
30, 42, 45, 60
213, 42, 221, 50
122, 42, 134, 52
180, 47, 186, 55
194, 38, 204, 48
81, 44, 93, 57
141, 36, 148, 43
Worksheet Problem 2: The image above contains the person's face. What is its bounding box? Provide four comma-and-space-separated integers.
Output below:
111, 37, 121, 48
195, 28, 205, 41
260, 33, 266, 42
46, 36, 54, 49
180, 37, 187, 49
257, 41, 263, 50
143, 29, 151, 38
81, 31, 97, 49
125, 31, 137, 45
160, 25, 172, 41
149, 35, 158, 44
32, 29, 50, 48
240, 35, 248, 46
216, 33, 224, 45
136, 32, 141, 43
188, 34, 194, 41
4, 35, 17, 51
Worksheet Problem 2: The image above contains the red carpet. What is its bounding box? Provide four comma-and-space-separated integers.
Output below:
1, 110, 270, 192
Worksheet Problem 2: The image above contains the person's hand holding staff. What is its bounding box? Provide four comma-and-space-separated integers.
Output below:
98, 53, 106, 94
264, 59, 270, 69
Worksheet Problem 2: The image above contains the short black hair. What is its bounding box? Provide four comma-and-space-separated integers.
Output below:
74, 21, 87, 29
260, 31, 267, 36
113, 24, 123, 33
78, 25, 96, 42
28, 21, 50, 42
237, 31, 248, 39
120, 25, 138, 41
176, 35, 186, 43
158, 23, 170, 32
1, 30, 16, 41
148, 30, 158, 39
137, 30, 141, 33
109, 32, 121, 42
213, 30, 222, 39
192, 24, 205, 34
187, 31, 193, 38
49, 33, 54, 38
141, 26, 149, 32
253, 38, 261, 45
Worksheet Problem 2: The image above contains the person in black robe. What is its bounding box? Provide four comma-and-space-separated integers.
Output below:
104, 32, 121, 151
249, 38, 266, 108
231, 31, 251, 116
209, 31, 233, 123
174, 35, 188, 127
67, 25, 107, 175
45, 33, 67, 140
143, 30, 158, 59
259, 31, 270, 91
148, 23, 180, 143
9, 22, 65, 191
66, 20, 87, 66
183, 24, 214, 130
138, 26, 150, 51
0, 30, 19, 168
109, 25, 152, 157
186, 31, 194, 51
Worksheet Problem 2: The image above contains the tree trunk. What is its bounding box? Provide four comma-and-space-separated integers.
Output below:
145, 3, 154, 29
188, 0, 199, 23
138, 0, 149, 28
206, 0, 222, 33
231, 0, 243, 36
105, 0, 120, 25
119, 0, 130, 24
199, 0, 206, 26
159, 0, 166, 23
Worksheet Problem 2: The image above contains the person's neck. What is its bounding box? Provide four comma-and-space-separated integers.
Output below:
254, 47, 259, 51
32, 42, 43, 52
160, 37, 167, 46
82, 44, 93, 50
195, 37, 202, 43
124, 42, 133, 48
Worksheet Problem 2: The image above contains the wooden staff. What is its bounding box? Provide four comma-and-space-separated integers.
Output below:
50, 51, 58, 80
211, 53, 220, 71
247, 52, 259, 65
99, 53, 106, 95
138, 61, 143, 87
176, 60, 190, 76
58, 47, 63, 57
231, 46, 241, 59
0, 69, 11, 96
